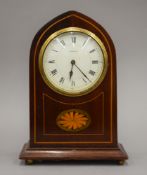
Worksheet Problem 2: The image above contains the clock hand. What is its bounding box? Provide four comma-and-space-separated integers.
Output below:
74, 62, 91, 83
69, 69, 73, 80
69, 60, 75, 80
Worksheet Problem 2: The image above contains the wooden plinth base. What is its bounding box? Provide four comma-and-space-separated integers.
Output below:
19, 142, 128, 164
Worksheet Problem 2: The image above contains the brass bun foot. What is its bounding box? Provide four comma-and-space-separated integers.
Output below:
25, 160, 34, 165
118, 160, 125, 165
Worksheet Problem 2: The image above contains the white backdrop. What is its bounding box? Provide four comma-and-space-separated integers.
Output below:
0, 0, 147, 174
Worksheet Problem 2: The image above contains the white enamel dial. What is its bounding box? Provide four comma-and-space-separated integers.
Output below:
39, 28, 107, 96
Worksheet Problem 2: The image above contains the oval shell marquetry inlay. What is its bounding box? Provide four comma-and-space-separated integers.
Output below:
56, 109, 91, 132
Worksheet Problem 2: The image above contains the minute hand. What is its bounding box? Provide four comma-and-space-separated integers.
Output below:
74, 64, 91, 82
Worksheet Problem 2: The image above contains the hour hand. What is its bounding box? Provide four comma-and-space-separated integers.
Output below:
69, 70, 73, 80
69, 60, 75, 80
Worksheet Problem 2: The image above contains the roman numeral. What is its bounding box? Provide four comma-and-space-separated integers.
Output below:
48, 60, 55, 63
71, 37, 76, 44
89, 49, 95, 53
89, 70, 95, 76
92, 60, 98, 64
71, 80, 75, 86
59, 77, 65, 84
51, 69, 57, 76
60, 40, 65, 46
56, 38, 65, 48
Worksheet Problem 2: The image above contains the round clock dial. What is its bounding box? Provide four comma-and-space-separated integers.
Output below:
39, 27, 108, 96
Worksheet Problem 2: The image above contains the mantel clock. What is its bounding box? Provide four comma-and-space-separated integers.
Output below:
19, 11, 128, 164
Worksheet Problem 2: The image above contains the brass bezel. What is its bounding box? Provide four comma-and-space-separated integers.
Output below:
39, 27, 108, 97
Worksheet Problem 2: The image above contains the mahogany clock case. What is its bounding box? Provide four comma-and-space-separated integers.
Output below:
19, 11, 128, 162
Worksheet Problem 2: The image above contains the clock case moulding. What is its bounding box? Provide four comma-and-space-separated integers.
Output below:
19, 11, 128, 164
